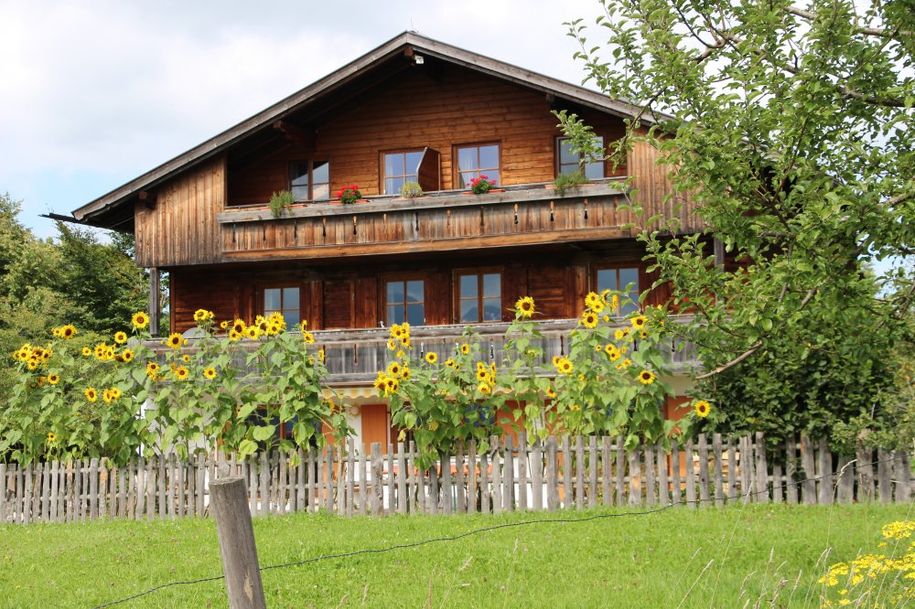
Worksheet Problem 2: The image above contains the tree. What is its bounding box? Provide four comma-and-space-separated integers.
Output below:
560, 0, 914, 445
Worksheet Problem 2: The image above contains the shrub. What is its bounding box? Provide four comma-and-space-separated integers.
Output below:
553, 171, 589, 195
268, 190, 294, 218
399, 181, 424, 198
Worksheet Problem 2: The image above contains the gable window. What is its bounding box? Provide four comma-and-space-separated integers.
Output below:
385, 279, 425, 326
457, 272, 501, 323
595, 267, 639, 315
290, 160, 330, 202
557, 136, 604, 179
383, 150, 424, 194
264, 286, 301, 327
455, 143, 500, 189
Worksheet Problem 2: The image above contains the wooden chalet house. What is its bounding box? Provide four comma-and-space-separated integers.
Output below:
69, 32, 701, 451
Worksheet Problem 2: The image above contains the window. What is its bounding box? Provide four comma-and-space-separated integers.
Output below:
383, 150, 423, 194
385, 279, 425, 326
595, 267, 640, 315
557, 136, 605, 179
264, 286, 301, 327
457, 272, 501, 323
455, 143, 500, 189
290, 160, 330, 202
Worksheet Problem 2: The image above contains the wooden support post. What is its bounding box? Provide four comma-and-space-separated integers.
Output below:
210, 477, 267, 609
148, 267, 160, 337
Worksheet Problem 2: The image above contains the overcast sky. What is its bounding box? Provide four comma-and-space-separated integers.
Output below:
0, 0, 606, 237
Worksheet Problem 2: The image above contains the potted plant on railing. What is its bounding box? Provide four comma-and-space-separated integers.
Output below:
268, 190, 294, 218
399, 181, 424, 199
335, 184, 363, 204
469, 175, 498, 195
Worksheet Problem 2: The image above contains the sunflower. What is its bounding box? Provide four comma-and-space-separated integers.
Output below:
545, 385, 557, 399
193, 309, 214, 323
113, 331, 128, 345
400, 366, 411, 380
131, 311, 150, 330
387, 361, 403, 378
476, 367, 490, 382
120, 349, 135, 363
614, 328, 630, 341
203, 367, 217, 380
52, 327, 63, 339
219, 320, 229, 330
425, 352, 438, 364
515, 296, 536, 319
391, 324, 404, 339
231, 319, 246, 335
694, 400, 711, 418
373, 372, 387, 392
173, 366, 189, 381
94, 343, 107, 358
630, 315, 647, 330
47, 432, 58, 444
102, 389, 113, 403
638, 370, 655, 385
386, 338, 397, 351
554, 357, 574, 375
47, 373, 60, 385
81, 347, 92, 357
604, 344, 621, 361
318, 348, 325, 363
27, 360, 38, 371
103, 347, 115, 361
477, 382, 491, 395
245, 326, 260, 339
616, 358, 632, 371
61, 324, 77, 339
399, 335, 411, 348
84, 387, 98, 402
268, 311, 285, 326
444, 358, 456, 368
299, 319, 309, 332
551, 355, 562, 367
395, 350, 405, 360
580, 311, 599, 329
302, 331, 315, 344
384, 377, 399, 395
459, 343, 470, 355
109, 387, 122, 400
228, 329, 242, 341
584, 291, 604, 313
146, 362, 161, 379
164, 333, 185, 350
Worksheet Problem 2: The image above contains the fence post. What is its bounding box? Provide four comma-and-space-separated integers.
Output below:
210, 477, 267, 609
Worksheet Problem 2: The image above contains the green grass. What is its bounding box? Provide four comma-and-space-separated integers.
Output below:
1, 502, 912, 608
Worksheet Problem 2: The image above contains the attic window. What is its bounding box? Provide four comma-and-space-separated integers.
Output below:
290, 160, 330, 202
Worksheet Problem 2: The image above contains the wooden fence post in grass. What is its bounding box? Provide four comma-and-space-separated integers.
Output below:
210, 477, 267, 609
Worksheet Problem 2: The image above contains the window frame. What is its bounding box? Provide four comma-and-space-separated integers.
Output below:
289, 159, 331, 203
382, 275, 427, 327
453, 268, 504, 324
592, 264, 642, 315
452, 141, 502, 189
379, 148, 425, 195
555, 135, 606, 179
258, 283, 303, 328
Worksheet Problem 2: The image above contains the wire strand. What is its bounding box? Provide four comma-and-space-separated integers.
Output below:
87, 454, 899, 609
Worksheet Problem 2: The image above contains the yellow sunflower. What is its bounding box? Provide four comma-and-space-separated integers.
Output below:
604, 344, 621, 361
219, 320, 229, 330
444, 358, 456, 368
103, 347, 115, 361
47, 432, 58, 444
231, 319, 246, 335
228, 329, 242, 341
113, 331, 128, 345
164, 333, 185, 350
384, 377, 399, 395
545, 385, 557, 399
580, 311, 599, 329
146, 362, 160, 379
81, 346, 92, 357
584, 291, 604, 313
391, 324, 404, 339
52, 327, 63, 339
425, 352, 438, 364
131, 311, 150, 330
47, 373, 60, 385
299, 319, 309, 332
109, 387, 122, 400
616, 358, 632, 371
477, 382, 492, 395
555, 357, 574, 375
102, 389, 113, 403
400, 366, 411, 380
85, 387, 98, 402
460, 343, 470, 355
61, 324, 77, 340
638, 370, 655, 385
173, 366, 189, 381
630, 315, 647, 330
120, 349, 135, 363
245, 326, 260, 339
515, 296, 536, 319
203, 367, 217, 380
614, 328, 630, 341
694, 400, 712, 418
302, 331, 315, 344
387, 362, 403, 378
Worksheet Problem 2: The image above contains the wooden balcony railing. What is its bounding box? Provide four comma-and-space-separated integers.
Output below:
162, 316, 700, 385
216, 181, 634, 262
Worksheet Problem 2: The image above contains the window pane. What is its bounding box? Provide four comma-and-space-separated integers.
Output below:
385, 177, 397, 195
457, 147, 476, 172
405, 151, 423, 173
386, 153, 404, 176
458, 171, 474, 188
596, 269, 618, 293
264, 288, 281, 312
407, 303, 424, 326
487, 170, 500, 186
479, 145, 499, 169
283, 310, 300, 328
406, 280, 424, 303
584, 160, 604, 180
387, 281, 404, 304
483, 273, 500, 298
460, 299, 477, 323
290, 161, 309, 202
559, 139, 577, 164
619, 268, 639, 291
283, 287, 300, 310
312, 161, 329, 184
459, 275, 477, 299
482, 297, 501, 321
386, 304, 403, 325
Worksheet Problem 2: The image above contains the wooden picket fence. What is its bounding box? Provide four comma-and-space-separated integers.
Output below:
1, 433, 912, 524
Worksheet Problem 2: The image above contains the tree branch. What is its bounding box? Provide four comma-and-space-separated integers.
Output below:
786, 5, 913, 38
694, 341, 762, 379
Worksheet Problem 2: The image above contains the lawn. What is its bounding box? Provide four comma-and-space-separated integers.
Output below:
1, 502, 912, 608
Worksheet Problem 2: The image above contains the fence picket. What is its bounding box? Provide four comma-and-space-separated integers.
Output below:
670, 440, 681, 506
785, 439, 797, 505
518, 434, 529, 512
615, 438, 626, 507
442, 451, 453, 515
817, 438, 833, 505
684, 440, 696, 508
627, 449, 641, 506
491, 436, 502, 514
644, 446, 656, 506
561, 437, 572, 510
657, 445, 669, 506
601, 437, 612, 507
712, 434, 724, 507
894, 451, 910, 503
545, 437, 557, 512
575, 437, 584, 510
856, 445, 874, 502
697, 434, 710, 505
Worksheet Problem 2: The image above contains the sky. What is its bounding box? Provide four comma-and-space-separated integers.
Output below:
0, 0, 606, 238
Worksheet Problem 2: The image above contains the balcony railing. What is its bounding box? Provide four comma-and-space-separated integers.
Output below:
215, 180, 635, 262
158, 316, 700, 385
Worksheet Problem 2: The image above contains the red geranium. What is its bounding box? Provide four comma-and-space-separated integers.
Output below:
335, 184, 362, 204
469, 175, 496, 194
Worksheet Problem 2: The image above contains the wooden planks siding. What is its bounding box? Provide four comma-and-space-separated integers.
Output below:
135, 156, 225, 267
627, 139, 701, 234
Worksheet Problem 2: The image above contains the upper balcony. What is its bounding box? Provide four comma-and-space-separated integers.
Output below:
214, 180, 633, 263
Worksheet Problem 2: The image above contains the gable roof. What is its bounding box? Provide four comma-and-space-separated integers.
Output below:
71, 31, 650, 226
